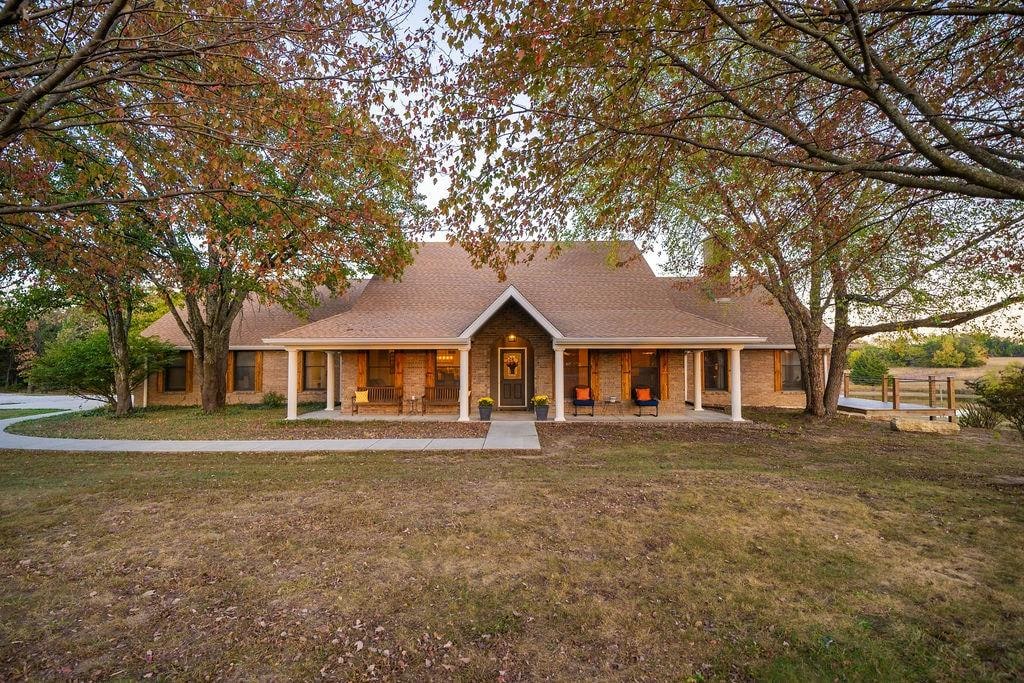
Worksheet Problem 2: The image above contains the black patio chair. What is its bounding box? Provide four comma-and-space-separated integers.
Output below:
632, 385, 659, 417
572, 385, 596, 416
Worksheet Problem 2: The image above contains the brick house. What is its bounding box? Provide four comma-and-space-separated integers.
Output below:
138, 241, 832, 421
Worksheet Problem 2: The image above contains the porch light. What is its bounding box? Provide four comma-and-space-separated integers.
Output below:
506, 333, 517, 342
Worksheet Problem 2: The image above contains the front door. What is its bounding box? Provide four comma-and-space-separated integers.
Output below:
499, 347, 527, 408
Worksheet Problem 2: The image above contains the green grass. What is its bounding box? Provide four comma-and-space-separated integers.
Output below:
0, 411, 1022, 680
5, 404, 487, 440
0, 408, 64, 419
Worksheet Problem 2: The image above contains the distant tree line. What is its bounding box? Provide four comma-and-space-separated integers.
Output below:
847, 333, 1024, 386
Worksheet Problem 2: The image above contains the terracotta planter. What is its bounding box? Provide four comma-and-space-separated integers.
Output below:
534, 405, 549, 420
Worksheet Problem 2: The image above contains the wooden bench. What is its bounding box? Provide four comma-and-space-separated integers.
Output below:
424, 385, 460, 412
351, 386, 402, 414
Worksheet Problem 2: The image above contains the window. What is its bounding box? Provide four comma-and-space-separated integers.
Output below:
367, 350, 394, 387
164, 352, 188, 392
563, 349, 591, 398
781, 350, 803, 390
233, 351, 256, 392
303, 351, 326, 390
435, 349, 460, 387
704, 350, 729, 390
631, 349, 659, 396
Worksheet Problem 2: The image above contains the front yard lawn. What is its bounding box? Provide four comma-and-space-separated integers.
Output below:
1, 412, 1022, 680
6, 404, 488, 440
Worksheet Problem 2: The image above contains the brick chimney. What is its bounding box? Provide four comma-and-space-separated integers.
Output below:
701, 238, 733, 301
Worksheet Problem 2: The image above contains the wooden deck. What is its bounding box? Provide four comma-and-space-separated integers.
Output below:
837, 396, 957, 420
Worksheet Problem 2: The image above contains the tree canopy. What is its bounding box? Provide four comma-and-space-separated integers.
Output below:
427, 0, 1024, 247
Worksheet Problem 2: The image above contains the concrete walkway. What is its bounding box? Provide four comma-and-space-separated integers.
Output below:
0, 393, 539, 453
482, 420, 541, 449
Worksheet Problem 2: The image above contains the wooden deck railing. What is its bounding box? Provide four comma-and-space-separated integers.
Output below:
880, 374, 956, 411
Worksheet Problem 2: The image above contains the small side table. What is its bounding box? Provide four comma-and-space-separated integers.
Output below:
404, 396, 422, 416
601, 397, 624, 416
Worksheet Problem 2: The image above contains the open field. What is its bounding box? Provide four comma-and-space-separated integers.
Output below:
1, 411, 1022, 680
6, 405, 488, 440
845, 356, 1023, 404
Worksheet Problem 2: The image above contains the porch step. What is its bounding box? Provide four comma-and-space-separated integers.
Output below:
483, 420, 540, 450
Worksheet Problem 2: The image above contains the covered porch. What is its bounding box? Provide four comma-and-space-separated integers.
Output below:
282, 343, 473, 422
553, 344, 748, 422
279, 342, 749, 424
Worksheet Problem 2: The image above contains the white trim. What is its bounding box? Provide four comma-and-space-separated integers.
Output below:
497, 346, 528, 408
459, 286, 564, 339
743, 343, 831, 350
263, 338, 470, 350
554, 337, 762, 349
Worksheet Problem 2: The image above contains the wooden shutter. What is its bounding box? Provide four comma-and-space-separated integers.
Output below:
578, 349, 589, 387
356, 352, 367, 387
659, 352, 669, 400
590, 350, 599, 399
394, 351, 404, 389
185, 351, 194, 393
254, 351, 264, 392
773, 350, 782, 392
425, 351, 436, 389
297, 351, 305, 391
226, 351, 235, 392
620, 350, 631, 399
156, 366, 164, 393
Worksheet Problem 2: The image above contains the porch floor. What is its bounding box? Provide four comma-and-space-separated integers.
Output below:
298, 408, 740, 423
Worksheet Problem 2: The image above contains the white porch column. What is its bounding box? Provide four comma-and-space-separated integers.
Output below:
729, 347, 743, 421
142, 359, 149, 408
823, 351, 830, 385
693, 350, 704, 411
458, 346, 470, 421
683, 351, 689, 403
325, 351, 335, 410
553, 346, 566, 422
286, 348, 299, 420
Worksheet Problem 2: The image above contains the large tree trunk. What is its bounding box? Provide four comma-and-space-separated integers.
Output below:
108, 335, 133, 416
768, 275, 829, 417
797, 333, 826, 417
164, 275, 246, 414
102, 283, 135, 417
198, 327, 231, 413
823, 339, 850, 417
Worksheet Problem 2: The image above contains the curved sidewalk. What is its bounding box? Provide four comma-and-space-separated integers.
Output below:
0, 400, 540, 453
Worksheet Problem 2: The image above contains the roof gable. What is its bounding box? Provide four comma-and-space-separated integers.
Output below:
460, 286, 563, 339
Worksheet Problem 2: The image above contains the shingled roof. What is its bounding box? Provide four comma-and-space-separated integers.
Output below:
264, 242, 760, 343
142, 282, 367, 348
663, 278, 834, 347
142, 242, 826, 348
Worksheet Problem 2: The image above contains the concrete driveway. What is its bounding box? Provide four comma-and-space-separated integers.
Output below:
0, 392, 104, 411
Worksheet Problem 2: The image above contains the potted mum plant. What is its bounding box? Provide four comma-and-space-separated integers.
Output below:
532, 394, 549, 421
478, 396, 494, 421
